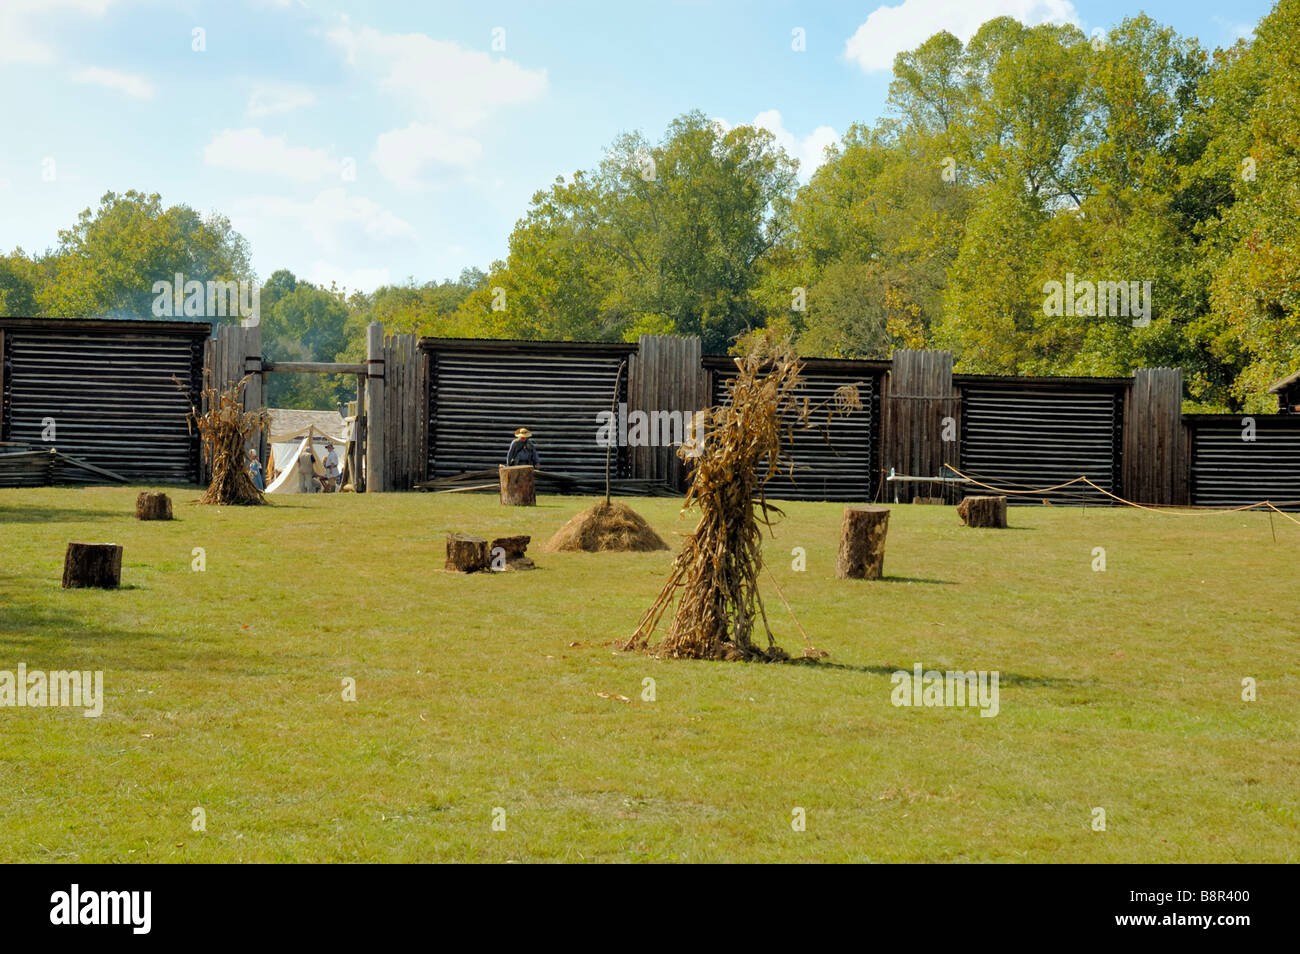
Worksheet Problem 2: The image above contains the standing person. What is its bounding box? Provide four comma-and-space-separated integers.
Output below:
323, 441, 340, 492
506, 427, 540, 469
247, 448, 265, 491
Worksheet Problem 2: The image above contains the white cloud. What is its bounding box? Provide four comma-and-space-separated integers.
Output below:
1212, 16, 1255, 42
372, 123, 483, 187
302, 262, 392, 294
71, 66, 154, 99
247, 83, 317, 118
327, 23, 547, 128
204, 128, 343, 182
751, 110, 839, 177
0, 0, 114, 65
231, 188, 417, 257
716, 111, 838, 178
844, 0, 1078, 73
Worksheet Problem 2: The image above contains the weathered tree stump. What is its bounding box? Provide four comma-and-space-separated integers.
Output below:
62, 542, 123, 589
134, 492, 173, 521
445, 533, 489, 572
499, 465, 536, 506
490, 534, 535, 571
835, 506, 890, 580
957, 495, 1007, 528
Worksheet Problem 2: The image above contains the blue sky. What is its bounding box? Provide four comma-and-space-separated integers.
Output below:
0, 0, 1273, 294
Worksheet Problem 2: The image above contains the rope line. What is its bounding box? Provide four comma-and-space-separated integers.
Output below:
941, 463, 1300, 527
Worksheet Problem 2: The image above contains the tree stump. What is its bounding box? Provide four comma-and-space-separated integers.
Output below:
499, 465, 536, 506
134, 492, 173, 521
490, 535, 534, 571
445, 533, 490, 573
835, 506, 890, 580
957, 495, 1007, 528
62, 542, 123, 589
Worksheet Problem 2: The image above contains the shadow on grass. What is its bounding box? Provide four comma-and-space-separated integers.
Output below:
0, 600, 173, 651
788, 658, 1083, 688
877, 576, 957, 585
0, 504, 125, 524
0, 592, 279, 677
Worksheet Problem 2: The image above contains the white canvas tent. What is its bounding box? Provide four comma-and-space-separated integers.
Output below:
266, 423, 351, 494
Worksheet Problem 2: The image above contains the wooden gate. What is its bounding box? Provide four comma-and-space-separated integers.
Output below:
880, 349, 961, 503
201, 321, 264, 485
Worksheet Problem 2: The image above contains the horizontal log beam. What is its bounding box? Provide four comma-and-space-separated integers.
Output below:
262, 361, 367, 375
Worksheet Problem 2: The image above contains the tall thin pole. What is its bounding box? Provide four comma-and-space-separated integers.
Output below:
365, 322, 386, 493
605, 359, 626, 506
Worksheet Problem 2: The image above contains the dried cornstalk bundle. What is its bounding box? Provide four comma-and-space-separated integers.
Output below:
181, 373, 270, 506
625, 331, 861, 661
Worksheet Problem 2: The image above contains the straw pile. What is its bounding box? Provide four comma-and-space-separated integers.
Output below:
183, 373, 270, 506
544, 500, 669, 552
625, 332, 861, 661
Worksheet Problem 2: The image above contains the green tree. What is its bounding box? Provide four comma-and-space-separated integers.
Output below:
937, 179, 1045, 372
260, 270, 354, 410
0, 250, 40, 315
789, 124, 969, 356
453, 111, 798, 353
1193, 0, 1300, 410
37, 190, 253, 319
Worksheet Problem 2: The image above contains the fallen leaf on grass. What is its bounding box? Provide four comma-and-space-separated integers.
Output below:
595, 691, 630, 703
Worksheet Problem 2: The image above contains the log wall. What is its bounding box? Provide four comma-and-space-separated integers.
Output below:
0, 317, 208, 483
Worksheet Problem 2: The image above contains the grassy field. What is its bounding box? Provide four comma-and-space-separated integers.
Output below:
0, 485, 1296, 862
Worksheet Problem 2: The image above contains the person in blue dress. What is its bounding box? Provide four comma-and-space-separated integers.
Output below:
247, 448, 265, 491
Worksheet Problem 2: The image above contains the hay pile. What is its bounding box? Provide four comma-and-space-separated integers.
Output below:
184, 373, 270, 506
624, 332, 860, 661
544, 501, 669, 552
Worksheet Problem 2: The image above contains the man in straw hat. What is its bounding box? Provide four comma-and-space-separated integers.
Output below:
506, 427, 541, 469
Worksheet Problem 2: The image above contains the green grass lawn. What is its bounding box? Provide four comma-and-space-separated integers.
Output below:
1, 485, 1296, 862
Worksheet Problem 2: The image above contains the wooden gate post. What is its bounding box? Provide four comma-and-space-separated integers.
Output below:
881, 349, 960, 504
241, 323, 264, 464
365, 322, 386, 492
